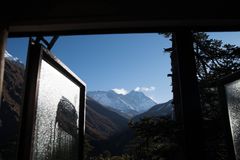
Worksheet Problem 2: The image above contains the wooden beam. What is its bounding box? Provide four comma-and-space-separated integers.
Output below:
174, 31, 204, 160
79, 85, 86, 160
0, 28, 8, 109
48, 36, 59, 50
171, 34, 183, 122
17, 41, 42, 160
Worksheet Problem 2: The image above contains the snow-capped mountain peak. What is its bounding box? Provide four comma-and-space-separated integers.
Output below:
87, 90, 157, 117
4, 50, 23, 64
123, 90, 157, 112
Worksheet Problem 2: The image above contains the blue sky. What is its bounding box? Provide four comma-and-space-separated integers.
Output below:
6, 33, 172, 103
207, 32, 240, 46
6, 32, 240, 103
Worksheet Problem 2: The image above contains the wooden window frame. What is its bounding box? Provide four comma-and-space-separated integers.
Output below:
17, 39, 86, 160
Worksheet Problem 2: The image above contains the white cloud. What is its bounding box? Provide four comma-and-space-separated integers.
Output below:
112, 88, 128, 95
134, 86, 156, 92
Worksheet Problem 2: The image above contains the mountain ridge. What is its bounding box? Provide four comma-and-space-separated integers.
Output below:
88, 90, 157, 117
132, 99, 174, 121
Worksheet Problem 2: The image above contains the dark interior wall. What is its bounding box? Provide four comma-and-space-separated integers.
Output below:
1, 1, 240, 36
2, 1, 237, 21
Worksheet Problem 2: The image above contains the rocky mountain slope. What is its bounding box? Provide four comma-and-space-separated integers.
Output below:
86, 97, 129, 141
132, 100, 174, 121
0, 51, 25, 159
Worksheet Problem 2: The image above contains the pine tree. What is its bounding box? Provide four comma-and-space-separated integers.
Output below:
127, 117, 182, 160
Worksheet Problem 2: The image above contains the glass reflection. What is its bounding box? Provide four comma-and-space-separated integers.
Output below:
32, 60, 80, 160
225, 79, 240, 160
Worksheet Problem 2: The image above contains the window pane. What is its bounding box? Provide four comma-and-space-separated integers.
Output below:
225, 79, 240, 160
32, 60, 80, 160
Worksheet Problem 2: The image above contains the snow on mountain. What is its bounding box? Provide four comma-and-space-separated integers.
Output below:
112, 88, 128, 95
87, 90, 157, 116
87, 91, 135, 115
4, 50, 23, 64
122, 90, 157, 112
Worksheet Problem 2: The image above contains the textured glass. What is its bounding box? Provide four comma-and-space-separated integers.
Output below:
32, 60, 80, 160
225, 79, 240, 160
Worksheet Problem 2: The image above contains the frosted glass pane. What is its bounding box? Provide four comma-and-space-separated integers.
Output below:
32, 60, 80, 160
225, 79, 240, 160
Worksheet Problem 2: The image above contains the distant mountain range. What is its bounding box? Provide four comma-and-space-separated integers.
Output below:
88, 90, 157, 117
